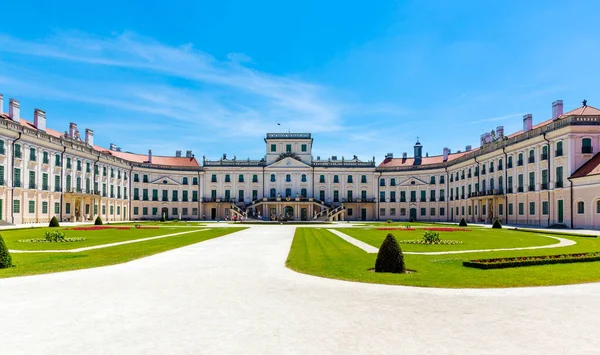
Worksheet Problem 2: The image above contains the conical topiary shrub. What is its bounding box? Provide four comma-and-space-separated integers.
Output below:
459, 218, 468, 227
375, 233, 406, 273
492, 218, 502, 229
0, 235, 13, 269
49, 216, 60, 227
95, 216, 103, 225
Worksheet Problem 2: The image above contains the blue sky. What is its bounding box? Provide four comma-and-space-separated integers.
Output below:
0, 0, 599, 162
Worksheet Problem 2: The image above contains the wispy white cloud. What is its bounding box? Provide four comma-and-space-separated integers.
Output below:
466, 112, 526, 125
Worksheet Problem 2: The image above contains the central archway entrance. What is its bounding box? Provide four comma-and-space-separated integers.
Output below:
409, 208, 417, 221
284, 206, 294, 220
161, 207, 168, 220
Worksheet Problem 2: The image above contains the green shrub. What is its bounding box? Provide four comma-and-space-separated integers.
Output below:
95, 216, 103, 225
492, 218, 502, 229
173, 219, 179, 223
386, 220, 392, 224
459, 218, 467, 227
160, 215, 166, 222
49, 216, 60, 227
44, 231, 66, 242
409, 217, 415, 223
422, 231, 440, 244
375, 233, 406, 273
0, 235, 12, 269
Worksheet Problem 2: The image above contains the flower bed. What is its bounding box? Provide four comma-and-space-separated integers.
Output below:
463, 252, 600, 269
376, 228, 415, 231
18, 237, 86, 243
399, 239, 463, 245
422, 228, 471, 232
67, 226, 131, 231
135, 226, 160, 229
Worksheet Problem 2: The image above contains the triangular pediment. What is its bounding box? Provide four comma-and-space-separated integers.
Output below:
150, 176, 181, 185
399, 176, 428, 186
266, 157, 311, 169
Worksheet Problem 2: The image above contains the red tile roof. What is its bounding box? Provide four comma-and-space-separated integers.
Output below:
560, 105, 600, 117
570, 153, 600, 179
378, 151, 471, 168
0, 114, 200, 168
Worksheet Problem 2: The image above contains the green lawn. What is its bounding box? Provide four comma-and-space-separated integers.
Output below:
338, 227, 558, 252
286, 228, 600, 288
0, 227, 243, 278
2, 226, 209, 251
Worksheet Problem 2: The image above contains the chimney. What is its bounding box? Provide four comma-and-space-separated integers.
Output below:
109, 143, 117, 151
69, 122, 77, 138
0, 94, 3, 113
85, 129, 94, 146
443, 147, 449, 161
385, 153, 393, 159
402, 152, 407, 159
426, 152, 429, 157
552, 100, 563, 119
466, 145, 472, 151
175, 150, 182, 157
148, 149, 152, 163
34, 109, 46, 131
496, 126, 504, 137
523, 114, 532, 132
9, 98, 20, 123
186, 150, 192, 158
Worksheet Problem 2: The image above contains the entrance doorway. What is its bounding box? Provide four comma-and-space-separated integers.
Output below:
301, 208, 307, 221
410, 208, 417, 221
161, 207, 168, 220
284, 206, 294, 220
211, 208, 216, 220
361, 208, 367, 221
557, 200, 564, 223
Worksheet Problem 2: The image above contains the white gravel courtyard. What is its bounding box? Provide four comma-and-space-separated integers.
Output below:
1, 225, 599, 355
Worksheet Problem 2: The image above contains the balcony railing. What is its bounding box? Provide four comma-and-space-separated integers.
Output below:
517, 186, 524, 193
517, 160, 523, 166
410, 198, 417, 202
28, 183, 36, 189
13, 181, 22, 188
541, 153, 548, 160
389, 198, 396, 203
528, 157, 535, 164
134, 195, 140, 201
555, 181, 564, 188
528, 185, 535, 192
439, 197, 445, 202
555, 149, 563, 157
400, 198, 406, 202
582, 146, 593, 154
42, 185, 49, 191
541, 183, 548, 190
506, 188, 513, 193
507, 163, 513, 169
420, 198, 427, 202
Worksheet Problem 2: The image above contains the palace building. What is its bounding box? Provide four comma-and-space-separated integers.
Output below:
0, 94, 599, 228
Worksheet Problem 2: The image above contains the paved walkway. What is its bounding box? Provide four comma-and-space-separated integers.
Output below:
1, 225, 599, 355
328, 229, 577, 255
9, 229, 207, 253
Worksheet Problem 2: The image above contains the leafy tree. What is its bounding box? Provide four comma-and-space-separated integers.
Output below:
459, 218, 468, 227
49, 216, 60, 227
375, 233, 406, 273
0, 235, 12, 269
95, 216, 103, 225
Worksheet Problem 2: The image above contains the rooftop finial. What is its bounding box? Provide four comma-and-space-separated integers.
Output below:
583, 99, 588, 107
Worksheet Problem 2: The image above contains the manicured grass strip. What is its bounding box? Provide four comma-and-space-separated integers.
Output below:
0, 227, 244, 278
463, 252, 600, 269
287, 228, 600, 288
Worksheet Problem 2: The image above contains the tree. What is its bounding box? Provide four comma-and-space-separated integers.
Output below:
492, 218, 502, 229
375, 233, 406, 273
459, 218, 468, 227
95, 216, 103, 225
49, 216, 60, 227
0, 235, 12, 269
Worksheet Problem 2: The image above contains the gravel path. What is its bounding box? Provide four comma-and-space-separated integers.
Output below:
1, 225, 599, 355
327, 229, 577, 255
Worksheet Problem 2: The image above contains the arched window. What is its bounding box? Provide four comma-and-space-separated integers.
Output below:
285, 188, 292, 197
182, 177, 188, 184
301, 174, 307, 182
286, 174, 291, 182
577, 201, 585, 214
192, 177, 198, 185
225, 174, 231, 182
238, 174, 244, 182
518, 153, 523, 166
252, 174, 258, 183
529, 149, 535, 163
270, 174, 276, 182
390, 178, 396, 186
556, 141, 563, 156
490, 178, 494, 190
347, 175, 353, 183
542, 146, 548, 160
270, 188, 276, 198
301, 188, 307, 197
582, 138, 593, 154
211, 174, 217, 183
482, 179, 486, 192
508, 156, 513, 168
498, 177, 503, 191
596, 200, 600, 213
380, 178, 385, 186
361, 175, 367, 183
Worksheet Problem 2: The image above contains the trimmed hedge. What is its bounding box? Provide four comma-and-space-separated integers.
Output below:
375, 233, 406, 273
463, 252, 600, 269
49, 216, 60, 227
492, 218, 502, 229
0, 235, 12, 269
459, 218, 467, 227
94, 216, 103, 225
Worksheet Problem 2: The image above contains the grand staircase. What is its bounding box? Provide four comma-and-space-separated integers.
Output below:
229, 197, 345, 222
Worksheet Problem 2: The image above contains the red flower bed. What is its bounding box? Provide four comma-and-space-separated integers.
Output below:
376, 228, 415, 231
422, 228, 471, 232
464, 251, 600, 269
67, 226, 131, 231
